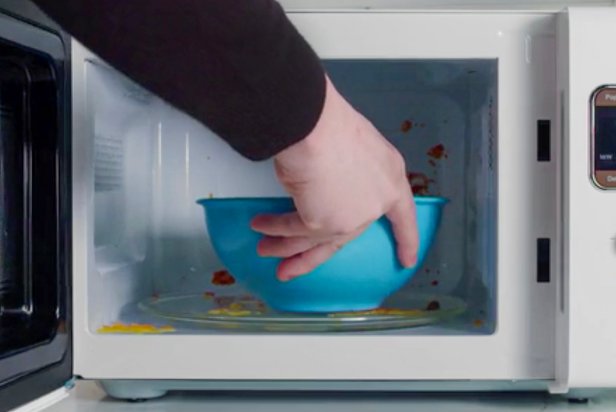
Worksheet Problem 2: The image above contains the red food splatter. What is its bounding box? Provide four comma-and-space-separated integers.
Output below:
473, 319, 484, 328
431, 280, 439, 286
151, 292, 160, 300
401, 120, 413, 133
428, 159, 437, 167
407, 172, 435, 195
427, 144, 447, 160
212, 269, 236, 286
426, 300, 441, 311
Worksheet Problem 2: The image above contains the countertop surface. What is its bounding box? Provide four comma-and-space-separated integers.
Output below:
35, 381, 616, 412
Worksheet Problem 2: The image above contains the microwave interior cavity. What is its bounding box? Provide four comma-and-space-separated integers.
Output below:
84, 58, 498, 336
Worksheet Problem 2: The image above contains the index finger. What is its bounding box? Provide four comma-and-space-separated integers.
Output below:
251, 212, 311, 238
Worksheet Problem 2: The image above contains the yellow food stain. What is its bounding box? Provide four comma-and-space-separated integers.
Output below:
97, 323, 175, 334
208, 308, 252, 317
328, 308, 424, 317
208, 302, 252, 317
473, 319, 484, 328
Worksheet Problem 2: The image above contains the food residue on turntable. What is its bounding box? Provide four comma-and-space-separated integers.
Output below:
328, 308, 424, 317
426, 300, 441, 311
431, 280, 439, 287
211, 269, 235, 286
97, 323, 175, 334
201, 293, 269, 317
213, 295, 236, 307
208, 302, 253, 317
203, 291, 216, 299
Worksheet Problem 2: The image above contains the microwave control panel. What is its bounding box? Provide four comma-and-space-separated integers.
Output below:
592, 86, 616, 189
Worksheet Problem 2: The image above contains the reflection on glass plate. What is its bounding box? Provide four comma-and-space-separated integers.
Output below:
139, 292, 466, 333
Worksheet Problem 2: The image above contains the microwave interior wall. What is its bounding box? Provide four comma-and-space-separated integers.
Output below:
86, 58, 497, 335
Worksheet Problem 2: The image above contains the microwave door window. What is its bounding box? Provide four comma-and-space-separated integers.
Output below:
0, 56, 63, 361
0, 60, 28, 325
0, 60, 32, 354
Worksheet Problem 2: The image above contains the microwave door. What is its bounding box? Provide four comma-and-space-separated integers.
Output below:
0, 4, 72, 412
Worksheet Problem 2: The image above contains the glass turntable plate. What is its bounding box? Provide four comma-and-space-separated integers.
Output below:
139, 292, 467, 333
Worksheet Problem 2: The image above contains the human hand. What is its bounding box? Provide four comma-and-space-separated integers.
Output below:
251, 75, 418, 281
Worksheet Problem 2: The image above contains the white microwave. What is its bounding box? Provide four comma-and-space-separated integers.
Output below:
3, 1, 616, 410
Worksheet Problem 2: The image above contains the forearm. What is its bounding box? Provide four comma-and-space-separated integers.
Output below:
32, 0, 326, 160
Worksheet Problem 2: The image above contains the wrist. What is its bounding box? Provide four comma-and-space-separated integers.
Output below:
275, 75, 348, 165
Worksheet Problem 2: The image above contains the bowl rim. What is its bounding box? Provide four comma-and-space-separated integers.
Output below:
196, 196, 448, 206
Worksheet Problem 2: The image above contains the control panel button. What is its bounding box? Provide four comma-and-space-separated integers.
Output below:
594, 171, 616, 188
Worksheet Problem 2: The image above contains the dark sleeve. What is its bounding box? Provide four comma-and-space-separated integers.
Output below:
32, 0, 326, 161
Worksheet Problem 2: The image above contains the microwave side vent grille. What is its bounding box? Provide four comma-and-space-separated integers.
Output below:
94, 134, 123, 192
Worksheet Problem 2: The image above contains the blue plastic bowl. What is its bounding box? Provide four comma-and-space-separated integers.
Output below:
197, 197, 447, 313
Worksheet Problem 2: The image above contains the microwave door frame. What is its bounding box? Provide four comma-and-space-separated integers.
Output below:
0, 4, 72, 412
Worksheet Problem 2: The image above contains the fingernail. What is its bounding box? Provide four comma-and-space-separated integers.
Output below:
278, 271, 303, 282
404, 254, 417, 268
250, 217, 262, 230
